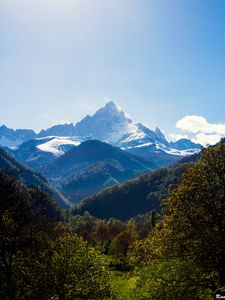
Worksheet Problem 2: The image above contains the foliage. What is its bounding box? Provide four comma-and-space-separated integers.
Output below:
0, 171, 60, 299
160, 144, 225, 287
68, 211, 157, 262
109, 260, 213, 300
0, 171, 109, 300
130, 259, 213, 300
49, 233, 110, 300
2, 143, 225, 299
109, 228, 138, 261
127, 225, 163, 267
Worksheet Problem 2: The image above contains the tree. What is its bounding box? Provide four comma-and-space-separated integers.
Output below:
109, 229, 138, 261
0, 170, 111, 299
131, 259, 213, 300
49, 233, 110, 300
127, 225, 163, 268
0, 171, 60, 299
161, 144, 225, 287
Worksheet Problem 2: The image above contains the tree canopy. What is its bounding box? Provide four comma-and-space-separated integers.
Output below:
161, 144, 225, 287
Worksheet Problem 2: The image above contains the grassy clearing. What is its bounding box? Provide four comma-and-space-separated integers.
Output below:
109, 271, 138, 300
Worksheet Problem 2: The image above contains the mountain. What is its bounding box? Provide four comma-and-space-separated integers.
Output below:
40, 140, 154, 179
35, 101, 201, 166
116, 122, 168, 149
73, 152, 200, 220
0, 125, 37, 147
0, 169, 62, 220
8, 137, 57, 168
73, 101, 134, 143
127, 146, 182, 168
170, 138, 201, 151
10, 136, 82, 169
60, 159, 143, 203
1, 102, 201, 165
37, 101, 133, 142
38, 123, 76, 138
39, 140, 154, 203
0, 102, 202, 209
0, 146, 70, 208
36, 101, 201, 155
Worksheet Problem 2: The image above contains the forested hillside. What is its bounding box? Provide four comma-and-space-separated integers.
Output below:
0, 147, 70, 208
74, 154, 198, 220
1, 144, 224, 299
39, 140, 153, 203
0, 171, 109, 299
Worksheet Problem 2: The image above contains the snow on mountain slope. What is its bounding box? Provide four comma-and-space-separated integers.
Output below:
154, 142, 199, 156
116, 123, 164, 149
36, 136, 81, 156
116, 121, 200, 156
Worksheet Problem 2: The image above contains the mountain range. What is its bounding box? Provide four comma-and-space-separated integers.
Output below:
74, 152, 200, 220
0, 101, 202, 206
1, 101, 201, 160
38, 140, 154, 203
0, 138, 154, 205
73, 140, 224, 220
0, 125, 36, 148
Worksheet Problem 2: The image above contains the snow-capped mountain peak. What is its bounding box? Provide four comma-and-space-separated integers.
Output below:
103, 101, 122, 112
73, 101, 133, 142
90, 101, 131, 122
0, 101, 201, 160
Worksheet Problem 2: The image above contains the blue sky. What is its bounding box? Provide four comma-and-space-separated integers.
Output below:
1, 0, 225, 144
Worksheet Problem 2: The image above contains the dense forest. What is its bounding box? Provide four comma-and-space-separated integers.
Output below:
1, 144, 225, 299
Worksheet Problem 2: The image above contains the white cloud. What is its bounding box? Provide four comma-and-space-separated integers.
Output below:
172, 115, 225, 146
192, 133, 222, 146
176, 115, 225, 135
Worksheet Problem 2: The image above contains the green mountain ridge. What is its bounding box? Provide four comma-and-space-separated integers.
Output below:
60, 158, 149, 203
74, 152, 200, 220
0, 147, 70, 208
39, 140, 154, 203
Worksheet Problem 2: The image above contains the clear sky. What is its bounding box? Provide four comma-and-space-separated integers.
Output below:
1, 0, 225, 144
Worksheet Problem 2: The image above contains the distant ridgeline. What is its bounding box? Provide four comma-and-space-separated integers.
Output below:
0, 140, 200, 220
0, 102, 200, 170
0, 102, 202, 213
